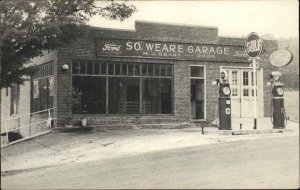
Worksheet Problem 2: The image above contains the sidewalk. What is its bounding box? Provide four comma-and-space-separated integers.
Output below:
207, 117, 298, 134
1, 120, 299, 174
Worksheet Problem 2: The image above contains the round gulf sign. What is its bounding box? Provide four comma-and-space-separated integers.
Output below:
244, 32, 263, 58
269, 49, 293, 67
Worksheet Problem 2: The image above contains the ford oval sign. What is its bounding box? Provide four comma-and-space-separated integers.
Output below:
244, 32, 263, 58
269, 49, 293, 67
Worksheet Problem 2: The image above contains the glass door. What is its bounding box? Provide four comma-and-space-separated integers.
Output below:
190, 66, 205, 120
225, 68, 263, 118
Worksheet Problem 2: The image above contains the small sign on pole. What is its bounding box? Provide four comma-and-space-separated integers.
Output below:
269, 49, 293, 67
244, 32, 263, 129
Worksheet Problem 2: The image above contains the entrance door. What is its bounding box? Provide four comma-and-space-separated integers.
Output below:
190, 66, 205, 120
191, 79, 204, 119
225, 68, 263, 118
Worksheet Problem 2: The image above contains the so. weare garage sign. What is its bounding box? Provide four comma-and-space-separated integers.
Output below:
96, 38, 248, 62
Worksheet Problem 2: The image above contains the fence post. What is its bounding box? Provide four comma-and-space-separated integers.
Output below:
18, 117, 21, 133
5, 120, 9, 144
29, 113, 32, 137
48, 109, 51, 119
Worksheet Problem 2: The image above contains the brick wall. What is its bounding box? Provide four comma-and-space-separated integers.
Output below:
135, 21, 219, 44
259, 39, 279, 117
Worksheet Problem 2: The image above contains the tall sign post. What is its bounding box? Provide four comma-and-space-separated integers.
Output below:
244, 32, 263, 129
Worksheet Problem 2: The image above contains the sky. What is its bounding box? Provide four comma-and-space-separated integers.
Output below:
88, 0, 299, 39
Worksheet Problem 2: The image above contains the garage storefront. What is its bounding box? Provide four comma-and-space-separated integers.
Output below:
53, 21, 277, 127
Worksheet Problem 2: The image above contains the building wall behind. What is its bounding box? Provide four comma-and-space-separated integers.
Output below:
1, 81, 31, 136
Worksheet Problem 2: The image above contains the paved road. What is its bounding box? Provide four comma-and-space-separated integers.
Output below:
1, 136, 299, 189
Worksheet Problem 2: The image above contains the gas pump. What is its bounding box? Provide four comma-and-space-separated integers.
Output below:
218, 71, 232, 130
270, 71, 286, 129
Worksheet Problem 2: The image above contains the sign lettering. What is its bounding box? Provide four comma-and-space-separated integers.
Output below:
96, 38, 249, 62
244, 33, 263, 58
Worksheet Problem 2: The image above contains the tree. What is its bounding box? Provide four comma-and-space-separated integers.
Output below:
0, 0, 136, 88
0, 0, 136, 125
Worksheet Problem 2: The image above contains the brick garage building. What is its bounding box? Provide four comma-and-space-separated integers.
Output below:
2, 21, 279, 131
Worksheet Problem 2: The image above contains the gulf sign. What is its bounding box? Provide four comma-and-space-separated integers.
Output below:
244, 32, 263, 58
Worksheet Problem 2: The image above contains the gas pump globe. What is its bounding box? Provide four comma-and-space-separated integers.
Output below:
219, 71, 231, 97
270, 71, 286, 129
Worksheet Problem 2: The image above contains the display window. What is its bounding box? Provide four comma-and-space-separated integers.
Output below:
72, 61, 173, 115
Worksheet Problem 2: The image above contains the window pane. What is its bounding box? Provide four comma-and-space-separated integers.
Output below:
115, 63, 121, 75
79, 62, 86, 74
251, 71, 257, 86
32, 80, 39, 112
252, 89, 258, 97
94, 62, 100, 74
108, 77, 140, 114
108, 63, 114, 75
101, 63, 107, 75
122, 64, 127, 75
142, 64, 147, 76
39, 78, 48, 111
154, 64, 160, 76
87, 62, 93, 74
128, 64, 134, 75
232, 71, 238, 85
243, 72, 249, 86
191, 67, 204, 77
72, 76, 106, 114
148, 64, 153, 76
166, 65, 172, 77
232, 88, 238, 96
161, 65, 166, 76
72, 62, 79, 74
48, 78, 54, 108
50, 62, 53, 75
160, 79, 172, 114
142, 78, 172, 114
243, 89, 249, 96
135, 64, 140, 76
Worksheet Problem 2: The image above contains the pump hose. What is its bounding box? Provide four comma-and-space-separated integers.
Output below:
284, 107, 288, 127
270, 99, 273, 124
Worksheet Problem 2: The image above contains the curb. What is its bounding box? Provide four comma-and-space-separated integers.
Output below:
203, 128, 294, 135
231, 129, 294, 135
52, 126, 95, 133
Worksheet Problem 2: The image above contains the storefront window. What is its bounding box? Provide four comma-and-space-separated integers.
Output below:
142, 78, 172, 114
72, 76, 106, 114
31, 62, 54, 112
72, 61, 173, 115
108, 77, 140, 114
